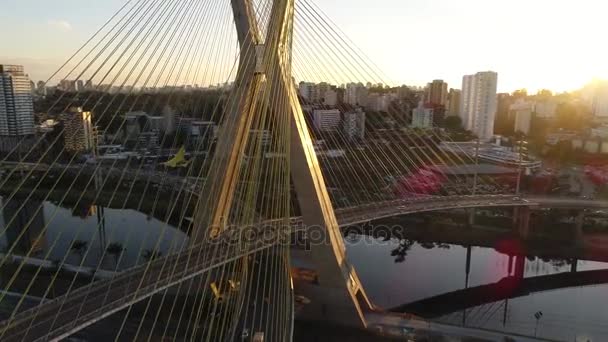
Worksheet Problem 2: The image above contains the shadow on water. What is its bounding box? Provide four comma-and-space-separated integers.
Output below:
345, 228, 608, 341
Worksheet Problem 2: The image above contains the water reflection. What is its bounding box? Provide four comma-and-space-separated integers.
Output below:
346, 236, 608, 341
0, 196, 188, 271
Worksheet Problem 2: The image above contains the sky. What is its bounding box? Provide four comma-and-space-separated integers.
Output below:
1, 0, 607, 93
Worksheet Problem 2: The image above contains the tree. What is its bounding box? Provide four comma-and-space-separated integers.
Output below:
70, 240, 88, 264
106, 243, 125, 268
555, 103, 587, 131
390, 239, 414, 263
512, 89, 528, 99
142, 249, 163, 262
444, 115, 463, 131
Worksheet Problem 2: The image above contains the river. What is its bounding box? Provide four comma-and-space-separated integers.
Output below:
0, 197, 188, 271
346, 236, 608, 341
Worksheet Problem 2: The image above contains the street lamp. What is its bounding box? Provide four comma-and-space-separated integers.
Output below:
472, 138, 480, 196
534, 311, 543, 337
469, 138, 480, 226
515, 140, 528, 195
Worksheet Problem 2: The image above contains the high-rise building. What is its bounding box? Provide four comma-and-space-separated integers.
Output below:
316, 82, 330, 101
36, 81, 47, 96
411, 100, 434, 128
447, 89, 461, 117
510, 99, 534, 135
343, 108, 366, 140
0, 65, 35, 137
345, 83, 368, 106
313, 109, 341, 132
425, 80, 448, 106
592, 81, 608, 118
324, 89, 338, 106
298, 82, 337, 106
299, 82, 316, 102
58, 79, 77, 92
534, 99, 558, 119
460, 71, 498, 141
366, 93, 396, 112
61, 107, 96, 153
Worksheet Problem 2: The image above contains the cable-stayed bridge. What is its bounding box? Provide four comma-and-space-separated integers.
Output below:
0, 0, 605, 341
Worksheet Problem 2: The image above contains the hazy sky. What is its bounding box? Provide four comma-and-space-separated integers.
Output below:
2, 0, 607, 93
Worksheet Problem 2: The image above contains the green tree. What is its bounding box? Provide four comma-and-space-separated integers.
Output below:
555, 103, 586, 131
142, 249, 163, 262
444, 115, 463, 131
106, 243, 125, 268
70, 240, 88, 264
512, 89, 528, 99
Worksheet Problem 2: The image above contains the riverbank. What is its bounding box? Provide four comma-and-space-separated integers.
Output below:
360, 214, 608, 263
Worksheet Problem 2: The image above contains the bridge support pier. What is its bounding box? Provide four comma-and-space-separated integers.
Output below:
513, 206, 531, 240
467, 209, 475, 226
571, 259, 578, 273
574, 211, 585, 246
514, 255, 525, 280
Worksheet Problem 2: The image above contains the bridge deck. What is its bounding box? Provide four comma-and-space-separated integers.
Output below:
0, 240, 273, 342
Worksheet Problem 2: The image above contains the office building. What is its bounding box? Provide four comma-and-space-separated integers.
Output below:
189, 121, 216, 151
62, 107, 96, 153
0, 65, 35, 136
447, 89, 461, 117
460, 71, 498, 141
299, 82, 316, 102
425, 80, 448, 106
367, 93, 396, 112
58, 80, 77, 92
345, 83, 368, 106
299, 82, 337, 106
534, 99, 558, 119
324, 89, 338, 106
313, 109, 341, 132
36, 81, 47, 96
411, 100, 434, 128
136, 131, 160, 152
343, 108, 366, 139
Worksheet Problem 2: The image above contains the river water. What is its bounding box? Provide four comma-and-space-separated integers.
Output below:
346, 237, 608, 341
0, 197, 188, 271
1, 197, 608, 341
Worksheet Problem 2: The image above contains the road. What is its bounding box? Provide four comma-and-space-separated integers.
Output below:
365, 312, 556, 342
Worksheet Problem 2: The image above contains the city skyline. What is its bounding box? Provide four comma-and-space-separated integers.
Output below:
4, 2, 608, 341
2, 0, 607, 93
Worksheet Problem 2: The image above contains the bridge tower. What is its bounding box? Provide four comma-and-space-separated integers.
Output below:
192, 0, 372, 328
